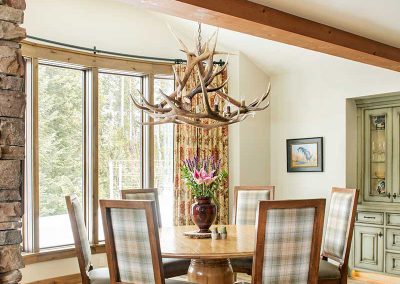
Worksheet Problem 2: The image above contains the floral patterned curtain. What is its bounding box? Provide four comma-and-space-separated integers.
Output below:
173, 64, 229, 226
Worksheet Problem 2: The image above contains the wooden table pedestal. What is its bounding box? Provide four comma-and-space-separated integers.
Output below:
160, 225, 254, 284
187, 259, 234, 284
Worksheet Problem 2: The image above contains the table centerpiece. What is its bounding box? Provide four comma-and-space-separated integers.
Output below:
182, 156, 228, 233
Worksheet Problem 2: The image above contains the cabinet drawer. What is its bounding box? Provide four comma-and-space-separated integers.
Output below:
386, 252, 400, 275
386, 228, 400, 251
356, 211, 384, 225
387, 213, 400, 226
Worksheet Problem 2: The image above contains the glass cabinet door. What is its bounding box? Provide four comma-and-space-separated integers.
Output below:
392, 107, 400, 203
364, 108, 392, 202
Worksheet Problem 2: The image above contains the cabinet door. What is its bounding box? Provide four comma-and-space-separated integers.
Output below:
354, 226, 384, 272
364, 108, 392, 202
392, 107, 400, 202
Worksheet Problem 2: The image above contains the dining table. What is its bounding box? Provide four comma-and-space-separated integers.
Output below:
160, 225, 255, 284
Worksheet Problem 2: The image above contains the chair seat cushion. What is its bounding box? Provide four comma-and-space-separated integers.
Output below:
163, 258, 191, 278
231, 257, 252, 274
318, 260, 341, 280
166, 280, 196, 284
88, 267, 110, 284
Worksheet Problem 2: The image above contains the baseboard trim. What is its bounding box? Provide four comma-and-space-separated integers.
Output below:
351, 270, 399, 284
26, 273, 82, 284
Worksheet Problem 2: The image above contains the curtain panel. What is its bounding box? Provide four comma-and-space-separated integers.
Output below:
173, 64, 229, 226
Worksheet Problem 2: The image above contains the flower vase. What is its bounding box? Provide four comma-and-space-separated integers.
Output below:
191, 197, 217, 233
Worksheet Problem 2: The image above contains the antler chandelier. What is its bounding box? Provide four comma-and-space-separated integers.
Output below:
130, 23, 271, 129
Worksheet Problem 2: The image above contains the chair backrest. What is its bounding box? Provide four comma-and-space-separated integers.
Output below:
65, 194, 92, 284
234, 186, 275, 225
252, 199, 325, 284
100, 199, 165, 284
121, 188, 162, 227
322, 187, 358, 266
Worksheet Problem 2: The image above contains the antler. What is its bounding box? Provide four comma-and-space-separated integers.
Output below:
130, 27, 271, 129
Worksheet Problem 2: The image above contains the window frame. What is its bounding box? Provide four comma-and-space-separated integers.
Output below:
22, 41, 174, 261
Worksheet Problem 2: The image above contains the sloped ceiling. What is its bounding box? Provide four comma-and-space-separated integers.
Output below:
249, 0, 400, 48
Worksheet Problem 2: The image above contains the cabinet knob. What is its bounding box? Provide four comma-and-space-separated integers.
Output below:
387, 193, 391, 199
378, 232, 383, 238
394, 193, 397, 199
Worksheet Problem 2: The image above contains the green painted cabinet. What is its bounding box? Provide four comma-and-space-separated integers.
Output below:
354, 95, 400, 277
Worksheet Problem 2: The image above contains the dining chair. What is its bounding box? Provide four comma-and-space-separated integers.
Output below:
65, 195, 110, 284
121, 188, 191, 278
231, 185, 275, 275
100, 199, 195, 284
121, 189, 162, 226
318, 188, 359, 284
251, 199, 326, 284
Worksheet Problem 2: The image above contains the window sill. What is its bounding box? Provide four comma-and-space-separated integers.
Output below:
23, 244, 106, 265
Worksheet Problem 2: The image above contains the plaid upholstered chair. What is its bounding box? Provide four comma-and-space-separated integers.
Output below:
231, 186, 275, 275
121, 189, 190, 278
319, 188, 358, 284
121, 189, 162, 226
251, 199, 325, 284
100, 199, 194, 284
66, 195, 110, 284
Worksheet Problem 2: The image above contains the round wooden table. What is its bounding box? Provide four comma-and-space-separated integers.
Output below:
160, 225, 255, 284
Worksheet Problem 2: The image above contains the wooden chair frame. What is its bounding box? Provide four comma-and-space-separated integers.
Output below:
100, 199, 165, 284
252, 199, 326, 284
320, 187, 359, 284
65, 194, 91, 284
120, 188, 162, 227
233, 185, 275, 224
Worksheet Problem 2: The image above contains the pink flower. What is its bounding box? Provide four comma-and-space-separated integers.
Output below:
193, 168, 216, 186
192, 169, 204, 185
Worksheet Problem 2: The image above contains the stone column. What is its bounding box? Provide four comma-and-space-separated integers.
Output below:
0, 0, 26, 283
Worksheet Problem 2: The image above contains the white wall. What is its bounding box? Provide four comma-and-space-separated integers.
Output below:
21, 254, 107, 284
270, 60, 400, 203
228, 52, 271, 220
237, 54, 271, 186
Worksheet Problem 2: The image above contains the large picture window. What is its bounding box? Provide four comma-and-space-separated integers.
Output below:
23, 43, 174, 257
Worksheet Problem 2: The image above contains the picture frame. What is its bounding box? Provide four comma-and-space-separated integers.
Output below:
287, 137, 323, 172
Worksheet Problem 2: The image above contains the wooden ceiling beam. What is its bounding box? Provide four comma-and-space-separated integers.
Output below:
130, 0, 400, 72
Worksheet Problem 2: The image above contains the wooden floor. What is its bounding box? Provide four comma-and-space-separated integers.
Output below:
175, 274, 375, 283
27, 272, 392, 284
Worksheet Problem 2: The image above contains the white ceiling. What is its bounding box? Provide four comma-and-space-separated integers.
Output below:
118, 0, 400, 75
249, 0, 400, 48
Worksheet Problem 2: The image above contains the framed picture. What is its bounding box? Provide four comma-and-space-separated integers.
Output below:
287, 137, 323, 172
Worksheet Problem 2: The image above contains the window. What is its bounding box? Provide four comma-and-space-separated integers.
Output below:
23, 43, 175, 256
38, 63, 85, 248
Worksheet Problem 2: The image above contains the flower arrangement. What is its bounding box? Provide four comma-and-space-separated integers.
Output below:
181, 156, 228, 204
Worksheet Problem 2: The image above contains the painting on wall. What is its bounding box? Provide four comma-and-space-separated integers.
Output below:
287, 137, 323, 172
